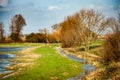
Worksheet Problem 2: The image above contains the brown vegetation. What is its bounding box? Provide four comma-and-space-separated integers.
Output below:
26, 28, 61, 43
0, 22, 4, 42
104, 32, 120, 62
103, 16, 120, 62
60, 9, 108, 50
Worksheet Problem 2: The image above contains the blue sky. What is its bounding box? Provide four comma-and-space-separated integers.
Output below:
0, 0, 120, 35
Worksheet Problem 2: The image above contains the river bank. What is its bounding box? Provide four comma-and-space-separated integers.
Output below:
0, 46, 41, 79
57, 47, 96, 80
60, 47, 120, 80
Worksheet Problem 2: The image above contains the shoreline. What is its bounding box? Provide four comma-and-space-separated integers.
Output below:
60, 47, 120, 80
0, 46, 41, 79
59, 47, 102, 80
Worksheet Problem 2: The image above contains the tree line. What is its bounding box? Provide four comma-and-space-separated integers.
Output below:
0, 14, 61, 43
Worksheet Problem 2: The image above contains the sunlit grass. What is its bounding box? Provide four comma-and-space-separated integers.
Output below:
90, 39, 104, 47
1, 43, 82, 80
86, 40, 104, 56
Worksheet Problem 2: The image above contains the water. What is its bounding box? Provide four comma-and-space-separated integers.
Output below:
59, 51, 86, 63
0, 47, 25, 52
0, 47, 25, 74
57, 48, 96, 80
0, 54, 15, 74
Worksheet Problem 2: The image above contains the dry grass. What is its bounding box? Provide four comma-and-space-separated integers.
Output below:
85, 62, 120, 80
103, 32, 120, 62
2, 46, 41, 78
62, 47, 120, 80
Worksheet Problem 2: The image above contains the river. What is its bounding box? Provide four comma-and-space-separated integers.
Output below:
0, 47, 26, 74
57, 48, 96, 80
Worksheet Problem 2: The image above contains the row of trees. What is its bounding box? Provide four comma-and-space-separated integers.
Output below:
26, 28, 61, 43
0, 14, 61, 43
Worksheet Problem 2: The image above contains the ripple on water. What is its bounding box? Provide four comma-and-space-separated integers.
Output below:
0, 54, 16, 74
0, 47, 27, 78
0, 47, 27, 52
0, 47, 25, 76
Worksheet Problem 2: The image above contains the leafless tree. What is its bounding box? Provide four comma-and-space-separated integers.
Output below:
43, 28, 49, 44
10, 14, 26, 42
60, 9, 108, 50
0, 22, 4, 42
51, 24, 61, 43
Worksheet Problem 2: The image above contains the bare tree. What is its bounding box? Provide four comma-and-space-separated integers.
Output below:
0, 22, 4, 42
107, 17, 120, 34
60, 9, 108, 50
44, 28, 49, 44
10, 14, 26, 42
51, 24, 61, 43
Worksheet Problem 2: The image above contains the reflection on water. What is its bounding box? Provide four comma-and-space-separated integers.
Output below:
0, 47, 25, 74
0, 54, 16, 73
0, 47, 25, 52
59, 50, 86, 63
57, 48, 96, 80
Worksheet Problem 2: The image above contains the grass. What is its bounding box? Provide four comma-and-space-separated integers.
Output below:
1, 43, 82, 80
0, 43, 42, 47
86, 40, 104, 56
75, 39, 104, 54
91, 39, 104, 47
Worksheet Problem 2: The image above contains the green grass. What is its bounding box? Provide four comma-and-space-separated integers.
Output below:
1, 44, 82, 80
75, 39, 104, 52
87, 40, 104, 56
91, 39, 104, 47
75, 39, 104, 55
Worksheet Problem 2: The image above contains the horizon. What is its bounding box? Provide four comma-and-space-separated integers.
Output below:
0, 0, 120, 35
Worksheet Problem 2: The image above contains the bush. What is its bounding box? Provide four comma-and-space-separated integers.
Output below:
103, 32, 120, 62
26, 33, 46, 43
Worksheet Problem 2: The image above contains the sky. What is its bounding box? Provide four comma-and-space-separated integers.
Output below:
0, 0, 120, 35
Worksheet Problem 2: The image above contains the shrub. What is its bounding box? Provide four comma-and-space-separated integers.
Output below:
103, 32, 120, 62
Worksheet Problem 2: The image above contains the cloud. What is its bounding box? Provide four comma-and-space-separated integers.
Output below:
0, 1, 34, 12
48, 6, 62, 11
0, 0, 8, 7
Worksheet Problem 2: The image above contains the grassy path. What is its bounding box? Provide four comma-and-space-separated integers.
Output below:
1, 44, 82, 80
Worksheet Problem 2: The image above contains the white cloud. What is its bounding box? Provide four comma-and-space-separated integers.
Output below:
48, 6, 62, 11
0, 0, 8, 7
